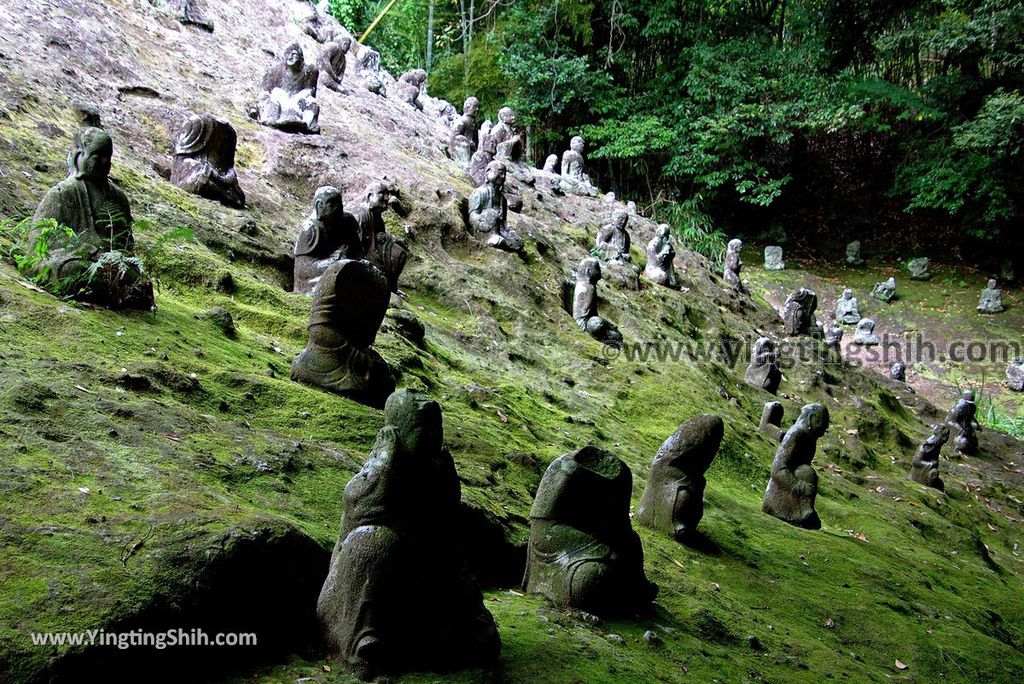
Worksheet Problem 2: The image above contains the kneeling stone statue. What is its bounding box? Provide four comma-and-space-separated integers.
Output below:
762, 403, 829, 529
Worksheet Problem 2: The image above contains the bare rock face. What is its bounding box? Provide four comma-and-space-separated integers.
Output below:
945, 390, 979, 455
910, 424, 949, 490
525, 446, 658, 614
317, 390, 500, 678
762, 403, 829, 530
783, 288, 818, 336
166, 0, 214, 32
170, 113, 245, 208
251, 42, 320, 134
636, 414, 724, 541
293, 186, 362, 294
745, 337, 782, 395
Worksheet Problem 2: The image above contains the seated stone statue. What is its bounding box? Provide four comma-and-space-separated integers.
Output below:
252, 42, 320, 133
852, 318, 879, 345
783, 288, 818, 336
1007, 357, 1024, 391
170, 113, 245, 208
907, 257, 930, 280
945, 390, 980, 455
762, 403, 829, 529
525, 446, 658, 614
467, 161, 524, 253
293, 186, 362, 294
824, 319, 843, 349
910, 424, 949, 491
834, 288, 860, 325
318, 38, 353, 92
637, 414, 724, 541
595, 210, 632, 264
29, 127, 154, 310
352, 181, 408, 293
977, 279, 1005, 314
890, 361, 907, 382
449, 97, 479, 166
723, 238, 745, 292
745, 337, 782, 394
764, 245, 784, 270
490, 107, 523, 163
542, 154, 558, 174
846, 240, 863, 267
317, 390, 500, 678
290, 259, 395, 407
759, 401, 786, 443
573, 258, 622, 347
559, 136, 597, 196
644, 225, 680, 288
397, 69, 427, 109
871, 277, 896, 303
468, 122, 496, 186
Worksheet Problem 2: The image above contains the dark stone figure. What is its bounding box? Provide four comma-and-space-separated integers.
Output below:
1007, 357, 1024, 391
871, 277, 896, 303
170, 113, 245, 208
559, 135, 597, 196
318, 38, 353, 92
595, 210, 631, 264
490, 107, 523, 163
397, 69, 427, 109
907, 257, 931, 280
977, 279, 1005, 314
30, 127, 154, 309
524, 446, 658, 614
467, 161, 524, 253
890, 361, 907, 382
572, 258, 622, 347
910, 424, 949, 491
762, 403, 829, 530
636, 414, 724, 541
317, 390, 500, 678
644, 225, 680, 288
783, 288, 818, 336
352, 181, 408, 293
252, 42, 320, 133
449, 97, 479, 166
759, 401, 785, 443
834, 288, 860, 325
724, 238, 745, 292
846, 240, 863, 267
293, 186, 362, 294
745, 337, 782, 394
290, 259, 395, 407
946, 390, 980, 456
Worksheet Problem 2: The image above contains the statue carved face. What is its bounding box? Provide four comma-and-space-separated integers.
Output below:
963, 389, 975, 401
657, 224, 670, 240
385, 390, 444, 456
73, 128, 113, 182
579, 257, 601, 284
364, 183, 389, 211
464, 97, 479, 117
285, 44, 304, 69
485, 161, 506, 189
338, 36, 352, 52
314, 187, 342, 219
728, 238, 742, 253
613, 210, 628, 229
498, 107, 515, 125
843, 289, 852, 300
570, 136, 584, 153
799, 403, 830, 437
988, 279, 997, 289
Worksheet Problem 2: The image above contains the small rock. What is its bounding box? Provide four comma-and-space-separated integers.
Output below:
643, 630, 662, 646
205, 307, 236, 338
825, 617, 835, 629
606, 634, 625, 645
747, 635, 763, 651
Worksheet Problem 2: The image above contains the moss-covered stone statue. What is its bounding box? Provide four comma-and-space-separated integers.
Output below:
293, 186, 362, 294
572, 257, 622, 347
945, 389, 980, 455
745, 337, 782, 395
977, 279, 1005, 314
170, 113, 245, 208
290, 259, 395, 407
1007, 357, 1024, 391
595, 210, 632, 265
637, 414, 724, 542
525, 446, 658, 614
846, 240, 863, 267
29, 126, 154, 309
871, 277, 896, 303
352, 181, 408, 293
317, 390, 500, 678
782, 287, 818, 336
559, 135, 598, 196
910, 424, 949, 491
762, 403, 829, 530
723, 238, 745, 292
644, 224, 680, 288
251, 42, 320, 133
467, 160, 525, 253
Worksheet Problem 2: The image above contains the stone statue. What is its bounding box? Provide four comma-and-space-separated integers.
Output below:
397, 69, 427, 110
542, 154, 558, 174
907, 257, 931, 280
824, 319, 843, 349
352, 181, 408, 293
1007, 357, 1024, 391
759, 401, 786, 443
559, 136, 597, 196
644, 225, 679, 288
762, 403, 829, 530
29, 127, 154, 309
910, 424, 949, 491
573, 258, 622, 346
871, 277, 896, 303
764, 245, 785, 271
745, 337, 782, 394
170, 113, 245, 208
318, 38, 352, 92
355, 44, 381, 76
596, 210, 631, 264
834, 288, 860, 325
294, 0, 338, 42
782, 288, 818, 336
637, 414, 724, 541
293, 186, 362, 294
525, 446, 658, 614
252, 42, 320, 134
890, 361, 907, 382
723, 238, 745, 292
846, 240, 863, 267
977, 279, 1005, 314
945, 390, 980, 455
448, 97, 479, 166
290, 259, 395, 407
317, 390, 501, 677
467, 161, 525, 253
852, 318, 879, 346
490, 107, 523, 163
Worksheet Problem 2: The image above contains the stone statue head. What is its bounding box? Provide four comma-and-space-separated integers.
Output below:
656, 224, 670, 240
70, 127, 113, 182
843, 288, 852, 299
314, 186, 342, 219
463, 97, 479, 117
485, 160, 506, 189
612, 210, 628, 229
284, 42, 305, 69
604, 192, 615, 203
570, 136, 584, 153
798, 403, 830, 438
578, 257, 601, 285
384, 389, 444, 456
498, 107, 515, 125
728, 238, 742, 253
543, 154, 558, 170
337, 36, 353, 52
928, 424, 950, 446
363, 181, 390, 211
988, 279, 997, 289
962, 389, 975, 402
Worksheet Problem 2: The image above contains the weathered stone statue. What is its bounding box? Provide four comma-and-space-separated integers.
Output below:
293, 186, 362, 294
573, 258, 622, 346
762, 403, 829, 530
29, 127, 154, 309
637, 414, 724, 541
525, 446, 658, 614
467, 161, 524, 253
542, 154, 558, 173
871, 277, 896, 303
910, 424, 949, 491
945, 390, 980, 455
764, 245, 785, 271
559, 136, 597, 196
907, 257, 931, 280
759, 401, 785, 443
448, 97, 479, 166
824, 319, 843, 349
846, 240, 864, 267
852, 318, 879, 345
723, 238, 746, 292
596, 210, 631, 264
890, 361, 907, 382
318, 38, 352, 92
294, 0, 338, 42
745, 337, 782, 394
644, 225, 680, 288
1007, 357, 1024, 391
290, 259, 395, 407
353, 181, 408, 293
397, 69, 427, 109
170, 113, 245, 208
834, 288, 860, 325
317, 390, 500, 677
977, 279, 1005, 314
783, 288, 818, 336
490, 107, 523, 163
252, 42, 320, 133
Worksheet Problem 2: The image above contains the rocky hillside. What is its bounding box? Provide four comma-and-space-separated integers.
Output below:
0, 1, 1023, 683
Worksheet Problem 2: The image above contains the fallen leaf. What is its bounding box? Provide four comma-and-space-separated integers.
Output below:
895, 659, 908, 670
74, 385, 95, 394
321, 664, 332, 672
78, 487, 90, 494
496, 409, 508, 423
